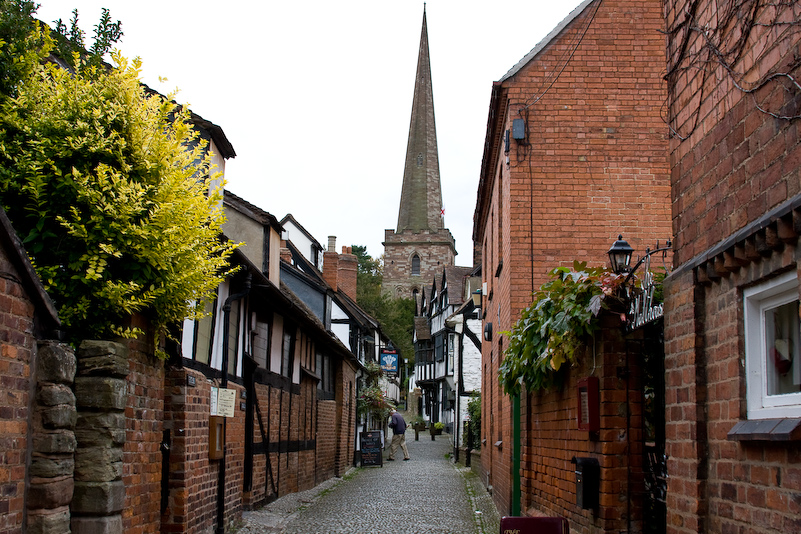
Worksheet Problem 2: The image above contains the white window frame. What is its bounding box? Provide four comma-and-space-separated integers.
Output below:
744, 271, 801, 419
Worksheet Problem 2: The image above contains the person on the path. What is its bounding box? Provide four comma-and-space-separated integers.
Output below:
386, 409, 410, 461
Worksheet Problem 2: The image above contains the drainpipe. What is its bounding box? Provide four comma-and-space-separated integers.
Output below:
216, 274, 251, 534
512, 393, 521, 516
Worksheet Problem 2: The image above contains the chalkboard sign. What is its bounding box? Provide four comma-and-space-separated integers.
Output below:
359, 431, 383, 467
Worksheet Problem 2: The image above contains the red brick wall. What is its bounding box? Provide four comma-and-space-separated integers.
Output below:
662, 270, 706, 534
666, 0, 801, 266
161, 359, 354, 533
162, 367, 246, 534
664, 1, 801, 533
123, 326, 165, 534
335, 361, 356, 476
316, 400, 337, 479
0, 247, 36, 534
519, 316, 648, 534
477, 0, 671, 518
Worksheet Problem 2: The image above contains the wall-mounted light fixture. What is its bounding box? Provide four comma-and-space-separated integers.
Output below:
607, 234, 673, 330
607, 234, 635, 275
607, 234, 672, 280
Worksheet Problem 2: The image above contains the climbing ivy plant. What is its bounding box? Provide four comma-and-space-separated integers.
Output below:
499, 262, 629, 395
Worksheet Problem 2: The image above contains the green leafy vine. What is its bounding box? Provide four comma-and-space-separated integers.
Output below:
499, 261, 630, 395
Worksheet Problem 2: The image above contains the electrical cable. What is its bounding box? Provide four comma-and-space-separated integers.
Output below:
520, 0, 604, 112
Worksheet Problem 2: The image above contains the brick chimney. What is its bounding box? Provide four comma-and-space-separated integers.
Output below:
321, 237, 359, 301
338, 246, 358, 301
322, 236, 339, 290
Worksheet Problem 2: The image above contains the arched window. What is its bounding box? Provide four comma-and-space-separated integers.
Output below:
411, 254, 421, 276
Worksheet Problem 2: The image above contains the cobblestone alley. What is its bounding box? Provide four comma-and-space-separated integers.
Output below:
238, 427, 499, 534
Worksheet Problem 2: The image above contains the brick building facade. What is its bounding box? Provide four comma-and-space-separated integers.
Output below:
473, 0, 671, 525
0, 209, 60, 534
662, 1, 801, 533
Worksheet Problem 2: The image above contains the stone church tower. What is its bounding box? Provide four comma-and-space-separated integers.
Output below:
383, 7, 456, 301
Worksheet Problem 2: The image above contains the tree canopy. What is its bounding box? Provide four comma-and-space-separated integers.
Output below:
0, 2, 237, 347
352, 245, 415, 368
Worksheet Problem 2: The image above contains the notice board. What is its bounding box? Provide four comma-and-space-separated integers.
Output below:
359, 431, 383, 467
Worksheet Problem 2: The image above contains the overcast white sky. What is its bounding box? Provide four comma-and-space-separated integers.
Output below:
35, 0, 585, 263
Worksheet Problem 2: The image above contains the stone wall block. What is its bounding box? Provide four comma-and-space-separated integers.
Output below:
41, 404, 77, 429
27, 476, 74, 509
74, 447, 123, 482
26, 507, 72, 534
33, 430, 77, 454
29, 456, 75, 478
36, 341, 77, 384
76, 341, 129, 378
74, 377, 126, 411
75, 412, 126, 447
37, 382, 76, 406
71, 480, 125, 515
71, 515, 122, 534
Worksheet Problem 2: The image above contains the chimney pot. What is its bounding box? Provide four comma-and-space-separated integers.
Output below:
328, 236, 336, 252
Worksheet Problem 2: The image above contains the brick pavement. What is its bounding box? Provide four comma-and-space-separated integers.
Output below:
238, 428, 499, 533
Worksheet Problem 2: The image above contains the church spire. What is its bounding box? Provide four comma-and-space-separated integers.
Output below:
396, 7, 443, 233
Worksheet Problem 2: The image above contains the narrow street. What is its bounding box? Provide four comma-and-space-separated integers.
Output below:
238, 426, 500, 534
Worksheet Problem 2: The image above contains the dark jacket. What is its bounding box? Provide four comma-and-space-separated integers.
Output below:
389, 412, 406, 435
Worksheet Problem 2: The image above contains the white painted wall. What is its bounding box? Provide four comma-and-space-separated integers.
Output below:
283, 220, 322, 270
463, 317, 483, 393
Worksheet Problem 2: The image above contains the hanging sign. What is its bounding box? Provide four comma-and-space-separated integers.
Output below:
380, 349, 399, 375
628, 253, 664, 331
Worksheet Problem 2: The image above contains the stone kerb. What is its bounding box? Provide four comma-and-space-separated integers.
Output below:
71, 341, 129, 534
27, 341, 77, 534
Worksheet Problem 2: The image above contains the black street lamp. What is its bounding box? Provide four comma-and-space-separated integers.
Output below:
607, 234, 635, 275
607, 234, 672, 281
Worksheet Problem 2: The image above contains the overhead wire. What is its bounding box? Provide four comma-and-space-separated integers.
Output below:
520, 0, 604, 113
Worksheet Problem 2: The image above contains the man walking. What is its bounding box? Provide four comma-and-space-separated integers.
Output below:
387, 409, 410, 461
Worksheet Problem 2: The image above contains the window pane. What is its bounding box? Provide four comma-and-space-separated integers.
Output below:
316, 351, 323, 390
227, 303, 240, 376
765, 299, 801, 396
194, 300, 216, 365
435, 335, 444, 362
282, 331, 292, 377
253, 313, 271, 369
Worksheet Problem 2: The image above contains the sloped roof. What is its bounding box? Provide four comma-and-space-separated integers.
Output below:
224, 190, 283, 231
475, 0, 597, 244
414, 317, 431, 341
281, 214, 324, 251
283, 239, 325, 280
189, 111, 236, 160
499, 0, 597, 82
0, 208, 60, 332
229, 247, 357, 367
441, 265, 474, 305
282, 239, 384, 339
